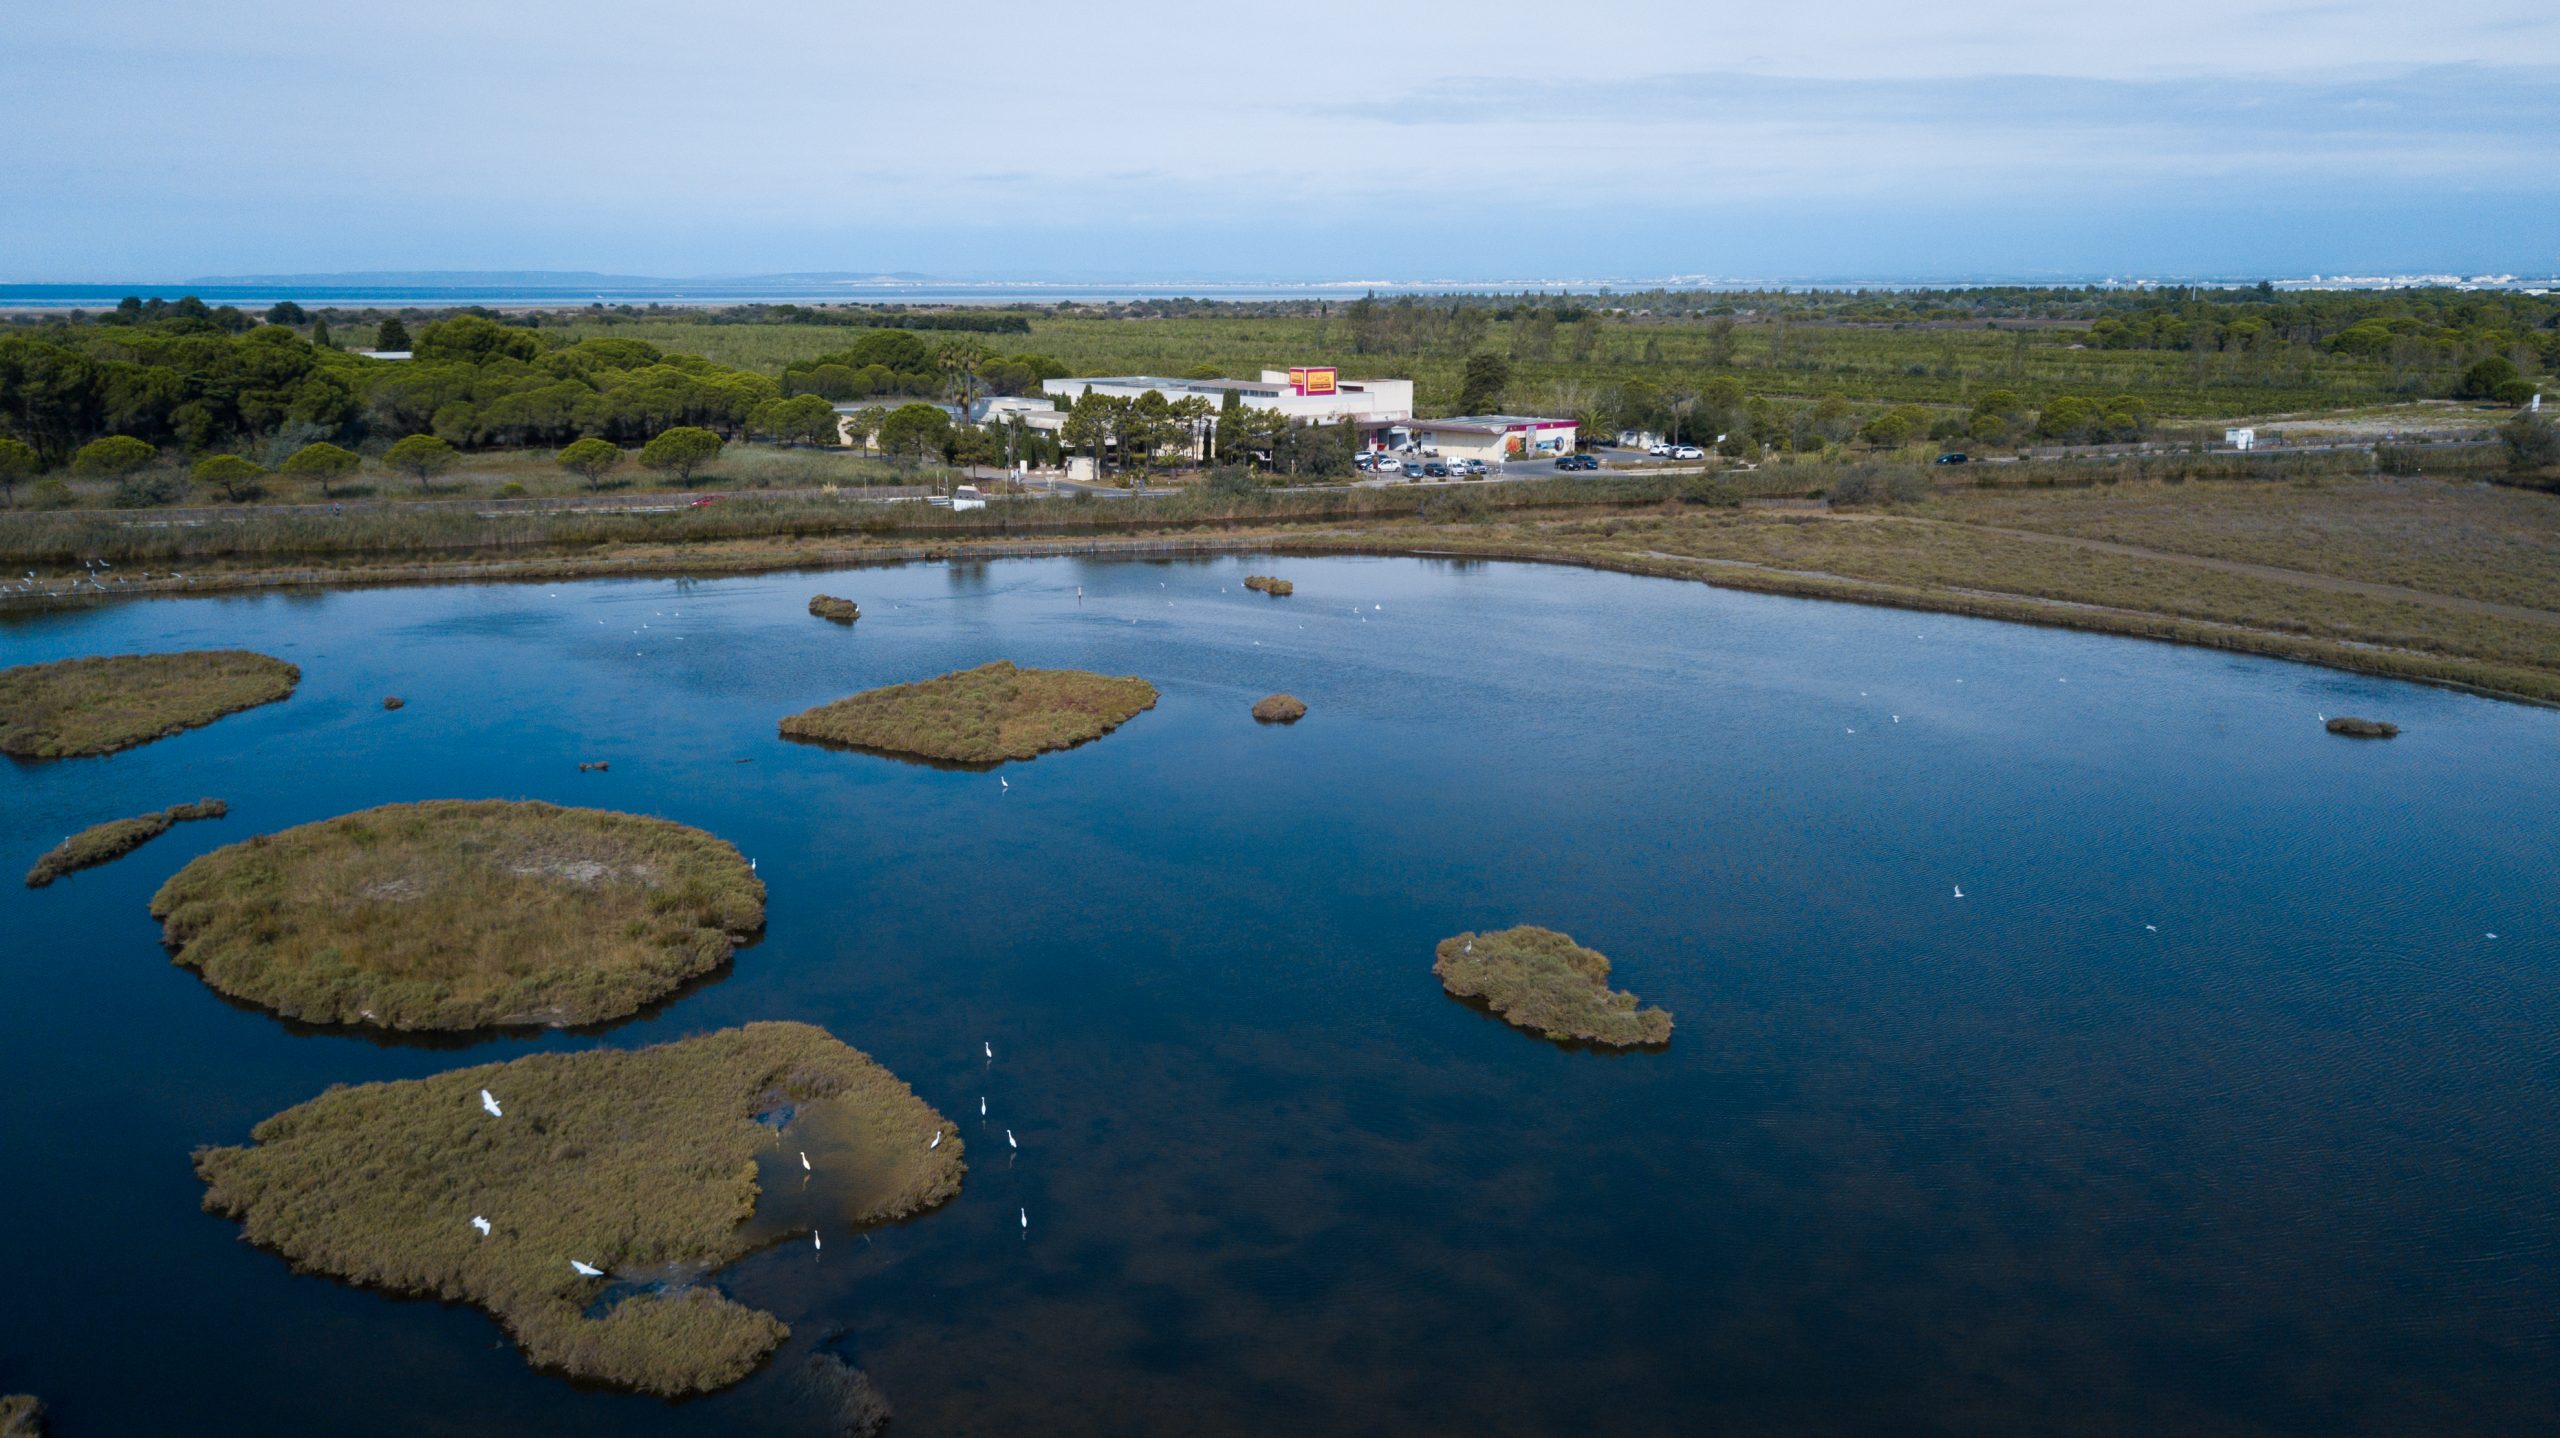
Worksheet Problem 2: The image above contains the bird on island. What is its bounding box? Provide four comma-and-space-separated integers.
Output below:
800, 1151, 811, 1173
750, 857, 757, 873
1953, 885, 1965, 899
471, 1216, 491, 1237
1464, 939, 1473, 954
481, 1089, 503, 1118
930, 1130, 942, 1149
571, 1260, 604, 1278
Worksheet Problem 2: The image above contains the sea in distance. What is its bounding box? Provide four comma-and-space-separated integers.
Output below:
2, 554, 2555, 1435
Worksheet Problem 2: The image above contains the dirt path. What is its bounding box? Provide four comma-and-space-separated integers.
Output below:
1904, 518, 2560, 628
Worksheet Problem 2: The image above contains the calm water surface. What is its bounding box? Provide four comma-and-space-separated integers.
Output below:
3, 556, 2555, 1436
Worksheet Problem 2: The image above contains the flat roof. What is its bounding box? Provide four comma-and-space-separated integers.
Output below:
1413, 414, 1575, 431
1054, 375, 1284, 394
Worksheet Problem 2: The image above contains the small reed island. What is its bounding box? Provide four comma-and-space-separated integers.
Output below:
149, 799, 763, 1031
26, 798, 226, 888
1435, 926, 1673, 1048
0, 1394, 45, 1437
808, 594, 861, 623
0, 650, 299, 758
1252, 693, 1308, 724
196, 1022, 964, 1397
1242, 574, 1294, 596
2326, 715, 2400, 738
779, 659, 1156, 765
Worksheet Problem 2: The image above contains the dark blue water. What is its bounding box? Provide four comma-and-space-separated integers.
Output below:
3, 556, 2555, 1436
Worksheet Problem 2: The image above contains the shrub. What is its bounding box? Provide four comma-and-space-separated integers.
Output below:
555, 436, 625, 491
1826, 469, 1879, 506
73, 434, 157, 479
278, 441, 361, 497
109, 473, 187, 508
639, 426, 724, 482
0, 435, 38, 506
2455, 356, 2521, 400
383, 434, 461, 491
2499, 410, 2559, 475
27, 478, 71, 510
191, 453, 268, 502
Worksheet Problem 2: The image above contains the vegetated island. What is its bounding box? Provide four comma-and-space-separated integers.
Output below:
196, 1022, 964, 1397
0, 650, 299, 758
779, 660, 1156, 765
2326, 715, 2401, 738
0, 1394, 45, 1437
1435, 926, 1673, 1048
1252, 693, 1308, 724
808, 594, 861, 623
150, 799, 763, 1031
1242, 574, 1294, 596
26, 798, 226, 888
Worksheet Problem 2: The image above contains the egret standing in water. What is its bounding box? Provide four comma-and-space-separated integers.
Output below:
999, 776, 1009, 791
1020, 1207, 1029, 1235
980, 1096, 987, 1119
813, 1230, 822, 1253
800, 1151, 811, 1173
984, 1041, 993, 1061
1006, 1128, 1017, 1150
1953, 885, 1965, 900
480, 1089, 503, 1118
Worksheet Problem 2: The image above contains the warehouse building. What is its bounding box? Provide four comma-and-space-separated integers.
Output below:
1040, 367, 1413, 425
1397, 414, 1579, 463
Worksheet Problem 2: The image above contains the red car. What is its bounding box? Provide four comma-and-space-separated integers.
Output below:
687, 495, 720, 507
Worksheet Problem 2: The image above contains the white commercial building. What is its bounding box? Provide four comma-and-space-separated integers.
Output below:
1040, 367, 1413, 425
1398, 415, 1579, 463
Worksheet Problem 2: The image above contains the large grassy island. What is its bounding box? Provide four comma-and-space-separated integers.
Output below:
1435, 926, 1674, 1048
0, 651, 298, 758
779, 659, 1157, 764
150, 800, 764, 1031
196, 1022, 964, 1395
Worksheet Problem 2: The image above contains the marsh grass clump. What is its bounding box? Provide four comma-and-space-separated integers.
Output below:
0, 1394, 44, 1436
808, 594, 861, 623
779, 660, 1156, 765
0, 650, 298, 758
150, 800, 763, 1031
2326, 715, 2400, 738
1434, 925, 1672, 1048
1242, 574, 1294, 596
1251, 693, 1307, 724
195, 1022, 964, 1397
26, 798, 226, 888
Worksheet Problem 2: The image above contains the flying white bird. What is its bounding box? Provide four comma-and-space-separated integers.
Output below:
800, 1151, 811, 1172
1953, 885, 1965, 899
471, 1216, 491, 1236
480, 1089, 503, 1117
1892, 715, 1901, 723
2486, 933, 2500, 940
2145, 925, 2157, 932
930, 1130, 942, 1149
1006, 1128, 1017, 1150
570, 1260, 604, 1277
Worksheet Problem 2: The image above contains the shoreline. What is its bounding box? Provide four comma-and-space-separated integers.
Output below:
5, 521, 2556, 710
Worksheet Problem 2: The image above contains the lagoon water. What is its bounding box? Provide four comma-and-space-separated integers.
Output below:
3, 555, 2556, 1435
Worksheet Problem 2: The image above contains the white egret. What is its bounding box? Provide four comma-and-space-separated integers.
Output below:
999, 776, 1009, 791
750, 858, 757, 873
1464, 940, 1473, 954
570, 1260, 604, 1277
2145, 924, 2158, 932
480, 1089, 503, 1118
471, 1216, 491, 1236
1953, 885, 1965, 900
1892, 715, 1901, 723
800, 1151, 811, 1172
814, 1230, 823, 1252
930, 1130, 942, 1149
980, 1097, 987, 1118
1006, 1128, 1017, 1150
984, 1041, 993, 1060
1020, 1207, 1029, 1232
2487, 933, 2500, 940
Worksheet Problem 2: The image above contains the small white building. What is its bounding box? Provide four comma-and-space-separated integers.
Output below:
2224, 427, 2257, 451
1400, 415, 1579, 463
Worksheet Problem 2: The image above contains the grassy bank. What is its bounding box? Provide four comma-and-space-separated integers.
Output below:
1434, 926, 1673, 1047
0, 1395, 42, 1436
0, 650, 298, 758
196, 1022, 964, 1396
151, 800, 764, 1031
26, 798, 225, 888
781, 660, 1158, 765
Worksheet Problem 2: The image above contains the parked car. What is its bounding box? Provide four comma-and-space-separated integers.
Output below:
1458, 459, 1488, 476
1422, 461, 1450, 478
1646, 442, 1672, 457
687, 495, 720, 507
1669, 445, 1705, 460
1934, 452, 1970, 465
1401, 461, 1425, 478
1554, 453, 1600, 471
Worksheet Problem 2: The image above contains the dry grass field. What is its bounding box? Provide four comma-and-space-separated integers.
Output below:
780, 660, 1158, 765
0, 650, 297, 757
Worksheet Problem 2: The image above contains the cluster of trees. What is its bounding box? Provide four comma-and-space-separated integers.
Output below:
778, 329, 1067, 403
1048, 386, 1349, 480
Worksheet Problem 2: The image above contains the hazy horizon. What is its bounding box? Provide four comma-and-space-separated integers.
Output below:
4, 1, 2556, 282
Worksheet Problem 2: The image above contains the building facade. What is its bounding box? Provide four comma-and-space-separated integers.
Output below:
1041, 368, 1414, 426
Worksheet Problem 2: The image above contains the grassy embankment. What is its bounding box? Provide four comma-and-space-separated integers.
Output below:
0, 650, 298, 757
1434, 926, 1673, 1048
151, 800, 763, 1031
780, 660, 1158, 765
26, 798, 225, 888
196, 1022, 964, 1396
0, 1394, 43, 1436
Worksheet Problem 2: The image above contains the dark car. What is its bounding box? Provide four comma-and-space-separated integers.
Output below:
1933, 452, 1969, 465
1422, 461, 1450, 478
1553, 453, 1599, 471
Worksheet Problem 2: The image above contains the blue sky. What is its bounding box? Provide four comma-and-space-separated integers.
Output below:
3, 0, 2555, 282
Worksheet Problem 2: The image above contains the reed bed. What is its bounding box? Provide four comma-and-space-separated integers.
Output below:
25, 798, 225, 888
1435, 926, 1672, 1048
0, 651, 298, 758
780, 660, 1156, 765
